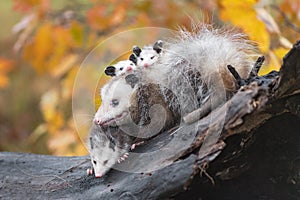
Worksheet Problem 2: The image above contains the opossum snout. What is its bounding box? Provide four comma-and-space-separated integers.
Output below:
93, 117, 101, 125
144, 63, 149, 68
127, 66, 132, 71
95, 173, 103, 178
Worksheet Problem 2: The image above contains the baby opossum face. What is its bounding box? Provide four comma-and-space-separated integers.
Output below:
136, 49, 160, 68
105, 60, 136, 77
94, 77, 134, 126
131, 40, 163, 68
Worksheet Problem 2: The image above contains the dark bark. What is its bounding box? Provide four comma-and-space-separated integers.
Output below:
1, 41, 300, 199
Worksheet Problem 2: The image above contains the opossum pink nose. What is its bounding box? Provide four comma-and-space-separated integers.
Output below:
144, 63, 149, 68
127, 66, 132, 71
95, 173, 103, 178
93, 118, 101, 125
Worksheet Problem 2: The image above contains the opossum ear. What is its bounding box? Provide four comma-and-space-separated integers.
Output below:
105, 66, 116, 76
129, 54, 137, 64
132, 46, 142, 56
89, 137, 94, 149
125, 74, 140, 88
153, 40, 163, 54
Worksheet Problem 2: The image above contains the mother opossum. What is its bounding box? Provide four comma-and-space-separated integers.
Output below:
88, 70, 180, 178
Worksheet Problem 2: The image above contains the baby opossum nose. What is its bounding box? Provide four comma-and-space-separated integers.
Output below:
144, 63, 149, 68
126, 66, 132, 71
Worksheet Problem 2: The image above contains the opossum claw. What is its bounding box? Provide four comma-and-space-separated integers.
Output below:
118, 153, 130, 163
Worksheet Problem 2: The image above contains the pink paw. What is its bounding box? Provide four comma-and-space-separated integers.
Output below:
130, 141, 144, 150
86, 168, 94, 175
117, 152, 129, 163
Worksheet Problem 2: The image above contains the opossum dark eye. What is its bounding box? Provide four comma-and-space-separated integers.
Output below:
120, 67, 123, 71
130, 63, 133, 66
150, 56, 155, 59
103, 160, 108, 165
111, 99, 119, 107
140, 58, 144, 61
93, 160, 97, 165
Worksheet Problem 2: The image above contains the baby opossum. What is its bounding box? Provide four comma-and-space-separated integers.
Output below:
104, 60, 137, 77
129, 40, 163, 68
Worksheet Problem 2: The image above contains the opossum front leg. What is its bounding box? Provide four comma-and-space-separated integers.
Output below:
130, 141, 145, 150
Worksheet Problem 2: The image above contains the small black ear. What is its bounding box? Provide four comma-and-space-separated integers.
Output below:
105, 66, 116, 76
132, 46, 142, 57
153, 40, 163, 54
125, 74, 140, 88
129, 54, 137, 64
89, 137, 94, 149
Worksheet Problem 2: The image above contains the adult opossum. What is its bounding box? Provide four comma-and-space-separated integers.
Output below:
89, 71, 180, 178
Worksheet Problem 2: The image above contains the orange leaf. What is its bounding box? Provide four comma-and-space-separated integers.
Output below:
13, 0, 48, 12
23, 22, 54, 73
86, 5, 110, 31
0, 58, 15, 88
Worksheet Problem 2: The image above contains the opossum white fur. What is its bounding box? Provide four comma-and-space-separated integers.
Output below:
94, 76, 135, 126
104, 60, 137, 77
158, 25, 257, 115
130, 40, 163, 68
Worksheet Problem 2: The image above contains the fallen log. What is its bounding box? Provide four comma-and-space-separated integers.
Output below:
1, 41, 300, 199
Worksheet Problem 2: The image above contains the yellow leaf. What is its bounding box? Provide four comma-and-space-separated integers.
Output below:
274, 47, 289, 59
256, 8, 280, 34
259, 47, 288, 75
50, 54, 78, 78
61, 66, 79, 100
219, 0, 270, 53
23, 22, 54, 73
40, 89, 64, 133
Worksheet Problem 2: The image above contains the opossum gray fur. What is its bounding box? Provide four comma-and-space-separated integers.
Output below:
158, 25, 257, 116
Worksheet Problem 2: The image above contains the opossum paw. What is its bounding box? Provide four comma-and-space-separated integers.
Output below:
87, 168, 94, 175
118, 153, 129, 163
130, 141, 144, 150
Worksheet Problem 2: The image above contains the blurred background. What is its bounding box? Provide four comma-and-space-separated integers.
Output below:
0, 0, 299, 156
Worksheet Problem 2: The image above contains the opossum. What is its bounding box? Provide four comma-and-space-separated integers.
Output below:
87, 124, 133, 178
129, 40, 163, 68
88, 24, 257, 178
89, 71, 180, 178
104, 60, 137, 77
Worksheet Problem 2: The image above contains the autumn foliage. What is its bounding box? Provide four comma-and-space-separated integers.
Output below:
0, 0, 299, 155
